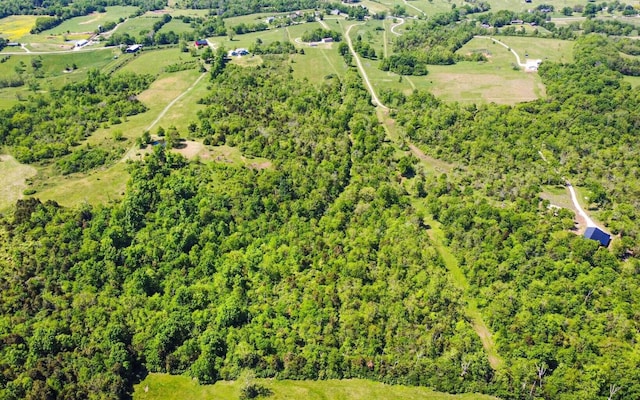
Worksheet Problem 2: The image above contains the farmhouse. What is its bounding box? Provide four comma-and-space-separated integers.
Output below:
584, 227, 611, 247
125, 44, 142, 53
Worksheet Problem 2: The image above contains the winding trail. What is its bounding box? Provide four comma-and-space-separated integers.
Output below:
475, 35, 525, 67
344, 18, 503, 370
120, 71, 208, 162
345, 23, 388, 109
389, 17, 406, 36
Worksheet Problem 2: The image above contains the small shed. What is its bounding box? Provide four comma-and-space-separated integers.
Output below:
584, 227, 611, 247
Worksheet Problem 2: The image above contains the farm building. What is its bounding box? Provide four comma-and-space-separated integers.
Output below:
584, 227, 611, 247
125, 44, 142, 53
76, 39, 89, 48
194, 39, 208, 47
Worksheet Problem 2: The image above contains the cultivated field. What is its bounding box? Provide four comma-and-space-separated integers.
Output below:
133, 374, 499, 400
0, 15, 38, 41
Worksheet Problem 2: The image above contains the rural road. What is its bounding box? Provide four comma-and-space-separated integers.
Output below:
567, 183, 597, 228
390, 17, 405, 36
345, 23, 388, 110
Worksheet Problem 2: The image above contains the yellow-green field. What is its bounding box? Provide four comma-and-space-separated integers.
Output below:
0, 15, 38, 41
134, 374, 499, 400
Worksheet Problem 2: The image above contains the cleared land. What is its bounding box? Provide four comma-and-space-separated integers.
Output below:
0, 155, 36, 212
0, 15, 38, 41
133, 374, 498, 400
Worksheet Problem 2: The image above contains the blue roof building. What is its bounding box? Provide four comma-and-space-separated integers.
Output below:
584, 227, 611, 247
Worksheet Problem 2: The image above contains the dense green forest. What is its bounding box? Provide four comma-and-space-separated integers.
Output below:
2, 0, 640, 398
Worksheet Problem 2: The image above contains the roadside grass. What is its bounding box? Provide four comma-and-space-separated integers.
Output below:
0, 154, 36, 213
0, 15, 38, 41
134, 374, 499, 400
540, 184, 575, 210
43, 6, 139, 35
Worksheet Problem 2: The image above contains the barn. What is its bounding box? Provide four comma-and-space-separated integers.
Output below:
584, 227, 611, 247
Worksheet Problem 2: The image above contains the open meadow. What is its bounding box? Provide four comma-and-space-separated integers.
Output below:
43, 6, 139, 35
133, 374, 499, 400
0, 154, 36, 213
0, 15, 38, 41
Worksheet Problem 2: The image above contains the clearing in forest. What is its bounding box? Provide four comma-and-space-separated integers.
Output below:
133, 374, 499, 400
0, 155, 36, 212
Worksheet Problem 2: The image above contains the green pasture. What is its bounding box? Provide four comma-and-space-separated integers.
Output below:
158, 18, 194, 35
211, 28, 289, 50
165, 8, 210, 18
43, 6, 139, 35
488, 36, 574, 63
117, 15, 163, 41
290, 47, 348, 81
117, 47, 193, 75
30, 161, 129, 207
133, 374, 498, 400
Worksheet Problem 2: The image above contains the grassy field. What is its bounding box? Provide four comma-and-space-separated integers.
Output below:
624, 75, 640, 88
487, 36, 574, 64
0, 15, 39, 41
0, 154, 36, 213
43, 6, 139, 35
117, 15, 163, 41
133, 374, 499, 400
117, 47, 193, 75
158, 18, 194, 35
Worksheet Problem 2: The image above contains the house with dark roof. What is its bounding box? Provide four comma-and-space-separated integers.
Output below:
584, 227, 611, 247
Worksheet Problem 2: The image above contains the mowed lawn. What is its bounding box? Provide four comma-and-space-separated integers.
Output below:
0, 15, 38, 41
134, 374, 499, 400
43, 6, 139, 35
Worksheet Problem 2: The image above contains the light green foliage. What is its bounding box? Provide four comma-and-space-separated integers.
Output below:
134, 374, 499, 400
